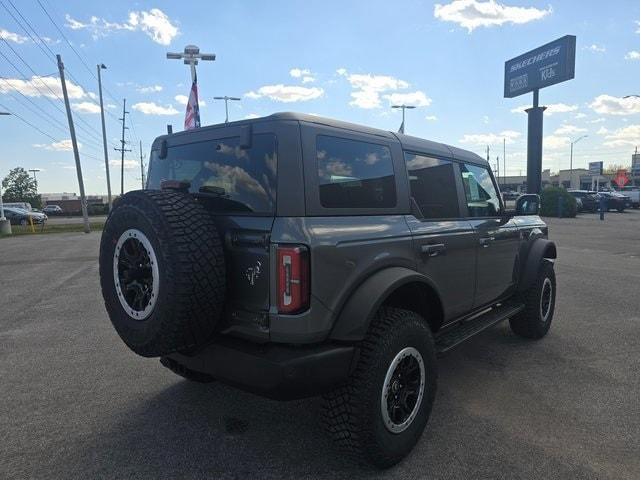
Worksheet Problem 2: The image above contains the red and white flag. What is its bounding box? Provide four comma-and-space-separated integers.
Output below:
184, 77, 201, 130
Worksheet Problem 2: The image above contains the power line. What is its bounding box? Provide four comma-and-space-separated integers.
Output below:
0, 101, 60, 143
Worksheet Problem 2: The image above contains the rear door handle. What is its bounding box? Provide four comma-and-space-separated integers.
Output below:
421, 243, 446, 257
479, 237, 495, 247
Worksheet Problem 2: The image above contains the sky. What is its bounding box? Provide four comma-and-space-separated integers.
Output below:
1, 0, 640, 195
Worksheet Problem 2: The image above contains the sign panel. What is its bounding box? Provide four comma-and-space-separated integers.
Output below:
589, 161, 603, 175
632, 154, 640, 175
504, 35, 576, 98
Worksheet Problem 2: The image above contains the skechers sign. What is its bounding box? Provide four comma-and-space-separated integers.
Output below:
504, 35, 576, 98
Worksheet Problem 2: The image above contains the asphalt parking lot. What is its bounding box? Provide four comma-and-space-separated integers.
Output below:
1, 211, 639, 479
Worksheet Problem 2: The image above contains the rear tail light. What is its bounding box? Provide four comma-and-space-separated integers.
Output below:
277, 244, 310, 314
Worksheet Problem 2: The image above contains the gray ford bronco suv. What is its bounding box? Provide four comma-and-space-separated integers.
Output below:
99, 112, 557, 468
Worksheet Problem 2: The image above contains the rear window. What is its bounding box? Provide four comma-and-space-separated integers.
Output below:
147, 134, 277, 214
316, 135, 396, 209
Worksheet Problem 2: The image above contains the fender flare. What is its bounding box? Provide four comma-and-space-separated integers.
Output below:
329, 266, 442, 342
518, 238, 557, 292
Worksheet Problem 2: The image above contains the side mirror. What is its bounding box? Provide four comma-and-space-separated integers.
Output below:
515, 194, 540, 216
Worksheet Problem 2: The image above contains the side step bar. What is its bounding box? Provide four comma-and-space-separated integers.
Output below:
435, 302, 524, 356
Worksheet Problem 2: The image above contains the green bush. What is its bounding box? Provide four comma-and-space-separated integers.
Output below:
540, 187, 577, 218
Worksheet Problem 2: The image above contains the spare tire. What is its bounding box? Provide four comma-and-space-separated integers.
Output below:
99, 190, 225, 357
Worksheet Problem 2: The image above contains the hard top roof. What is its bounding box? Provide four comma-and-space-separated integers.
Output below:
154, 112, 488, 166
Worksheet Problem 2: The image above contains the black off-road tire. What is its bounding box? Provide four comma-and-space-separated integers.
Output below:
99, 190, 225, 357
322, 307, 437, 469
509, 261, 556, 339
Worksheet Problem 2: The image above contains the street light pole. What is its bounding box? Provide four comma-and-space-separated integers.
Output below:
97, 63, 112, 211
28, 168, 41, 189
391, 104, 416, 134
213, 96, 241, 123
167, 45, 215, 85
569, 134, 588, 189
0, 111, 11, 235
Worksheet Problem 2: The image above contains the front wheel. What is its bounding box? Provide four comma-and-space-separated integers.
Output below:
322, 307, 437, 469
510, 261, 556, 339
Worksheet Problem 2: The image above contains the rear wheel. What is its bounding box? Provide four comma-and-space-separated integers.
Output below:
323, 307, 437, 469
510, 261, 556, 339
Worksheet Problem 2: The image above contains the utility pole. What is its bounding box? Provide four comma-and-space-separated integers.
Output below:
496, 156, 500, 180
0, 111, 11, 235
28, 169, 41, 189
392, 104, 416, 134
97, 63, 112, 210
57, 54, 90, 234
486, 145, 490, 164
139, 140, 146, 190
213, 96, 241, 123
114, 99, 131, 195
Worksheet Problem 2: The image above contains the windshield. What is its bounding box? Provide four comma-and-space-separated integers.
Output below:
147, 134, 277, 214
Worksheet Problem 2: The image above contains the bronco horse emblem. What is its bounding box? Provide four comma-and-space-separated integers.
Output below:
245, 260, 262, 286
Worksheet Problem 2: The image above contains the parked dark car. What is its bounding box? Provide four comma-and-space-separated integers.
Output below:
43, 204, 63, 215
597, 191, 632, 212
98, 112, 557, 468
568, 190, 599, 212
502, 190, 519, 201
2, 207, 47, 225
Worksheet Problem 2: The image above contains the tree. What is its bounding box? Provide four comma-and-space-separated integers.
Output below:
2, 167, 42, 209
604, 163, 630, 175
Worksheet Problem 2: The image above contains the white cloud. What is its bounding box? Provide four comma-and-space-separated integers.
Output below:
0, 28, 28, 44
511, 103, 578, 115
65, 8, 178, 45
340, 72, 411, 109
137, 85, 163, 93
244, 84, 323, 103
173, 94, 206, 107
290, 68, 310, 78
132, 102, 179, 115
596, 126, 609, 135
589, 94, 640, 115
574, 112, 587, 119
460, 130, 521, 145
0, 75, 86, 99
244, 113, 260, 119
433, 0, 552, 32
603, 124, 640, 147
383, 91, 432, 107
71, 101, 101, 114
625, 51, 640, 60
426, 115, 438, 121
302, 76, 315, 84
554, 124, 587, 135
584, 44, 606, 53
109, 159, 139, 169
544, 135, 570, 150
589, 117, 606, 124
33, 139, 81, 151
636, 20, 640, 34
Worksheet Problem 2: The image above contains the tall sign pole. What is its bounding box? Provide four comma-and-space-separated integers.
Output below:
57, 54, 90, 234
139, 140, 146, 190
97, 63, 112, 210
505, 35, 576, 195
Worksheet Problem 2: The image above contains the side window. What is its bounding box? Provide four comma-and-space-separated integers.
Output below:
404, 152, 459, 219
316, 135, 396, 209
460, 163, 502, 217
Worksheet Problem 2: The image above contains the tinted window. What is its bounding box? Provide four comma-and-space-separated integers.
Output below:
460, 163, 502, 217
147, 134, 277, 214
404, 153, 459, 219
316, 135, 396, 209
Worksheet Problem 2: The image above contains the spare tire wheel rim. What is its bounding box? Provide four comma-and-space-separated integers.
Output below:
381, 346, 426, 434
113, 229, 159, 321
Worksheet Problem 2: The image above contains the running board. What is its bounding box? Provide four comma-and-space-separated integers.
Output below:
435, 303, 524, 356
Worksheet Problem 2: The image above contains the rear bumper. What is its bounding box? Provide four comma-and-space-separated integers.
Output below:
165, 338, 356, 400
